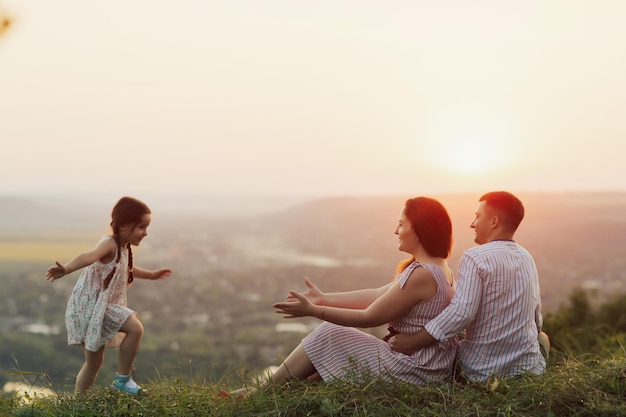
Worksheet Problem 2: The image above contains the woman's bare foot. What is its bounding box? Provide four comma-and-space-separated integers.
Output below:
228, 386, 257, 399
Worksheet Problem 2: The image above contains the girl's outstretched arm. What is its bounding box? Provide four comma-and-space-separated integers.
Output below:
46, 238, 116, 282
133, 266, 172, 280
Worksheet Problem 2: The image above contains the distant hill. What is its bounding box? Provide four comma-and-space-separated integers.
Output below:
245, 191, 626, 261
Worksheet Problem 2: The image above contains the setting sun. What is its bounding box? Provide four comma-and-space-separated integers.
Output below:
422, 108, 520, 176
444, 131, 510, 174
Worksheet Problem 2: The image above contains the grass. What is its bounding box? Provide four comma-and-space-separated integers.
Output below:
2, 353, 625, 417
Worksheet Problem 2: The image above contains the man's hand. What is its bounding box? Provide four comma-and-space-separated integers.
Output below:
388, 333, 421, 355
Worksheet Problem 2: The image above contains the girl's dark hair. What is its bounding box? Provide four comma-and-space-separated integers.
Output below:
102, 196, 151, 290
396, 196, 453, 273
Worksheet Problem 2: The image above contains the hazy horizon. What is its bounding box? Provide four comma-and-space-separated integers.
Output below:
2, 189, 625, 220
2, 1, 625, 199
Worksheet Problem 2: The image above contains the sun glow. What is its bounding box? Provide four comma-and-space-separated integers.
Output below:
444, 130, 503, 174
423, 109, 519, 176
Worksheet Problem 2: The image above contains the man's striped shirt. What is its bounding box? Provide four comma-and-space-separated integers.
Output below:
424, 240, 546, 382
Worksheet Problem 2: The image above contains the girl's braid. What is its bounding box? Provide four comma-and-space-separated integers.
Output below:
127, 243, 134, 285
101, 241, 134, 289
102, 240, 121, 290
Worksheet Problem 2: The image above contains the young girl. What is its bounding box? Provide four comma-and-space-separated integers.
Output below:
46, 196, 172, 395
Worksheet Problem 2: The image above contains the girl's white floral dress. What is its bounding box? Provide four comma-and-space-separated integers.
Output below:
65, 236, 135, 352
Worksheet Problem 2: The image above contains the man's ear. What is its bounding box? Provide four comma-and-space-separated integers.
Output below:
490, 216, 500, 229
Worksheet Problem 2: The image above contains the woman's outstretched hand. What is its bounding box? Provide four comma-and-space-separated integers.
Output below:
274, 290, 314, 318
285, 277, 324, 304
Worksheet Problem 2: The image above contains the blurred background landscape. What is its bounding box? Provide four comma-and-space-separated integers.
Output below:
1, 191, 625, 392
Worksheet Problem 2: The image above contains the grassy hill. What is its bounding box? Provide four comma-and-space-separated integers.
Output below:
3, 352, 626, 416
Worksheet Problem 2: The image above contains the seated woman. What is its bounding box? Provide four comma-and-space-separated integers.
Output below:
235, 196, 459, 394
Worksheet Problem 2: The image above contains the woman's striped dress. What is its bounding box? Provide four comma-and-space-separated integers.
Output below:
301, 262, 459, 385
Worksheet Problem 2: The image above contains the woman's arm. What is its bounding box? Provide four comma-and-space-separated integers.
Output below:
274, 267, 436, 328
390, 254, 481, 355
293, 277, 391, 309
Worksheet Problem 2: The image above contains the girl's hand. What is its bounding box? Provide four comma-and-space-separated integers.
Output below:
274, 291, 314, 318
46, 262, 66, 282
153, 268, 172, 280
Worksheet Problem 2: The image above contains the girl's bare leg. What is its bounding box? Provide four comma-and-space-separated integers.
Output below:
76, 346, 105, 394
118, 315, 144, 375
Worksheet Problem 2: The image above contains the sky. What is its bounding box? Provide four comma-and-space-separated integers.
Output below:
1, 0, 625, 205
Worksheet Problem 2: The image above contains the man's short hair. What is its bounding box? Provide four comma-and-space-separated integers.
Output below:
479, 191, 525, 232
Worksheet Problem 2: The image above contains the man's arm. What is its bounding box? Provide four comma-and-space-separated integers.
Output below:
389, 251, 483, 355
389, 328, 436, 355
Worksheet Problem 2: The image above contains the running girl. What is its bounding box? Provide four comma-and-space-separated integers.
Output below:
46, 196, 172, 394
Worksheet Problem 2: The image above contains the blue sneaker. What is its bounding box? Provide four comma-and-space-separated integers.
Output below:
111, 375, 144, 395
